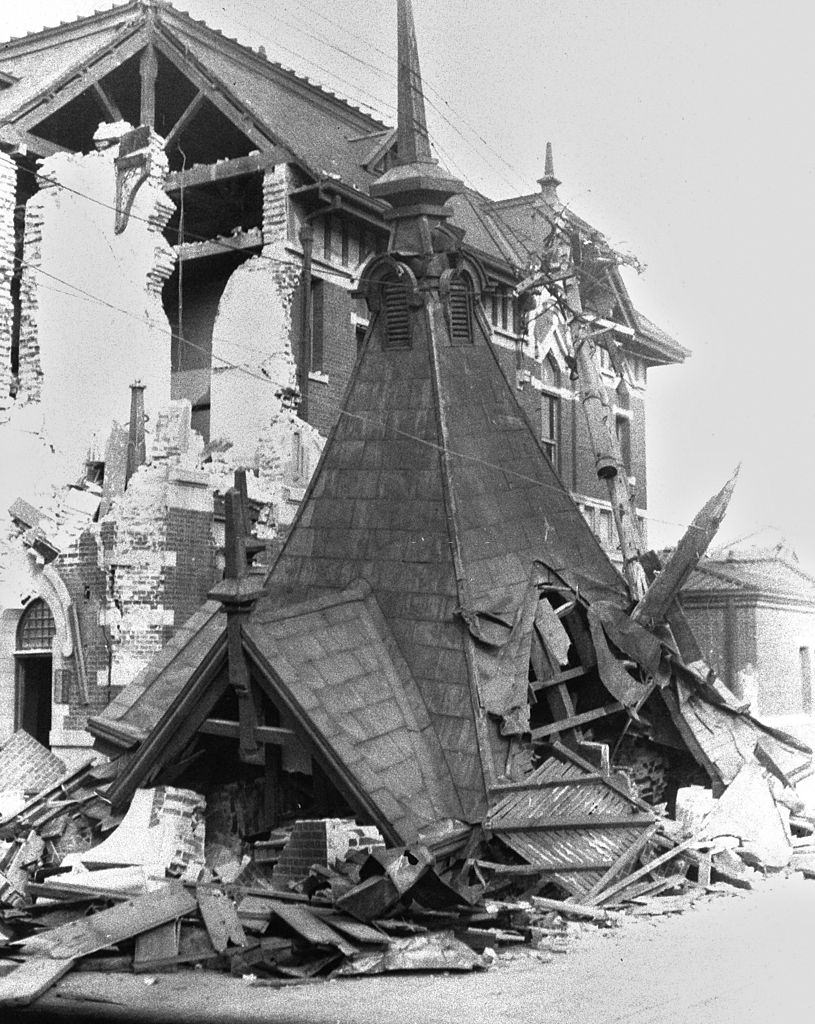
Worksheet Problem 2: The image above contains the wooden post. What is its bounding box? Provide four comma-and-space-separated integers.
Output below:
125, 380, 146, 488
210, 488, 265, 765
140, 44, 158, 128
573, 326, 645, 597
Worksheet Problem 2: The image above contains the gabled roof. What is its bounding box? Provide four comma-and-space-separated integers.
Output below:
89, 582, 462, 844
489, 190, 689, 365
0, 1, 387, 189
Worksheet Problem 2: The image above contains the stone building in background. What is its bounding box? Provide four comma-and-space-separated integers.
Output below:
680, 535, 815, 721
0, 0, 686, 763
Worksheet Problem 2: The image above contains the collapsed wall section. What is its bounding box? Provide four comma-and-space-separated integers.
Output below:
15, 126, 175, 472
0, 152, 15, 417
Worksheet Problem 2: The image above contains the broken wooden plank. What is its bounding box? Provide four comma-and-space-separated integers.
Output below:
0, 957, 75, 1006
632, 467, 739, 628
27, 884, 197, 960
309, 910, 390, 946
134, 920, 180, 972
582, 824, 660, 904
264, 900, 358, 957
197, 887, 247, 953
530, 896, 621, 923
474, 860, 615, 875
593, 834, 701, 907
490, 814, 655, 831
531, 703, 625, 740
529, 665, 589, 692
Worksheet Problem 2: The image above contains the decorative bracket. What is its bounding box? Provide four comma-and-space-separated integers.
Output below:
114, 125, 152, 235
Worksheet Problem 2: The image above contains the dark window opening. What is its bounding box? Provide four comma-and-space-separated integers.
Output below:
501, 293, 509, 331
322, 214, 333, 261
541, 355, 561, 471
615, 414, 631, 476
310, 279, 325, 372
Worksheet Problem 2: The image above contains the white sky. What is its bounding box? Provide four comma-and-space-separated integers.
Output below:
5, 1, 815, 563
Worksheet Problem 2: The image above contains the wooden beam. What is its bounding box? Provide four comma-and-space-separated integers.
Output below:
198, 718, 294, 745
581, 823, 660, 903
140, 43, 158, 128
164, 150, 288, 191
593, 833, 701, 906
488, 815, 655, 831
529, 665, 588, 692
92, 79, 123, 122
0, 125, 69, 158
164, 90, 205, 150
176, 229, 263, 262
152, 32, 289, 156
531, 702, 624, 741
16, 27, 149, 132
489, 773, 616, 793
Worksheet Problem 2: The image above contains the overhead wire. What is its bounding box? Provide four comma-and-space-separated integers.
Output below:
15, 251, 710, 538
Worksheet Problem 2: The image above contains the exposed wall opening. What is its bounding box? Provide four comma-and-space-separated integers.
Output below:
164, 249, 257, 443
14, 598, 56, 747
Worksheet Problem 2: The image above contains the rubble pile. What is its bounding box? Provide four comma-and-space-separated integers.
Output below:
1, 741, 815, 1007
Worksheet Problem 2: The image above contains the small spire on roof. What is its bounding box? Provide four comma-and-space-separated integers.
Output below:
396, 0, 432, 166
538, 141, 561, 202
370, 0, 463, 256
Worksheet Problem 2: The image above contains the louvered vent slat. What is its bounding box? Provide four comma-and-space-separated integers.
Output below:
449, 284, 473, 344
382, 282, 411, 349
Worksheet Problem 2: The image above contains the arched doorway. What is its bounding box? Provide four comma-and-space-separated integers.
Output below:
15, 598, 56, 747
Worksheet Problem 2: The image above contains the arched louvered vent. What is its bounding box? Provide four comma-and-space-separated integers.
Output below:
16, 599, 56, 652
448, 281, 473, 345
382, 281, 412, 349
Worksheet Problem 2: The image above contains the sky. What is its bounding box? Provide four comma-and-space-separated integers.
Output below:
4, 0, 815, 563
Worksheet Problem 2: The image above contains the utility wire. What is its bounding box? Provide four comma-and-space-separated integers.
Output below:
17, 253, 708, 537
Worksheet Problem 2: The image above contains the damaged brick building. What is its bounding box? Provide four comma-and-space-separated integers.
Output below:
0, 0, 687, 765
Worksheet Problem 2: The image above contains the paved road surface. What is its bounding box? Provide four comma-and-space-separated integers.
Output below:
19, 874, 815, 1024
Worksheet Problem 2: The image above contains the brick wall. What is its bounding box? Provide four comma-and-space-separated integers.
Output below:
16, 179, 45, 402
0, 152, 15, 416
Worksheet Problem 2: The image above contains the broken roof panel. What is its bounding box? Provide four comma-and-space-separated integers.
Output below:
485, 753, 655, 898
89, 600, 226, 753
244, 583, 464, 842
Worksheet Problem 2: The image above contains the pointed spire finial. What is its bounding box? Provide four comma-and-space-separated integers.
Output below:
370, 0, 463, 256
397, 0, 432, 166
538, 141, 561, 202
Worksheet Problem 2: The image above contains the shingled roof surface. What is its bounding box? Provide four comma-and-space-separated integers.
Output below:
260, 264, 628, 816
244, 584, 463, 843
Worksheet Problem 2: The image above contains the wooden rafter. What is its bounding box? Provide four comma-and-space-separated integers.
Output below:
14, 27, 150, 133
163, 90, 204, 150
91, 80, 122, 122
152, 28, 297, 161
530, 702, 624, 741
0, 125, 68, 158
